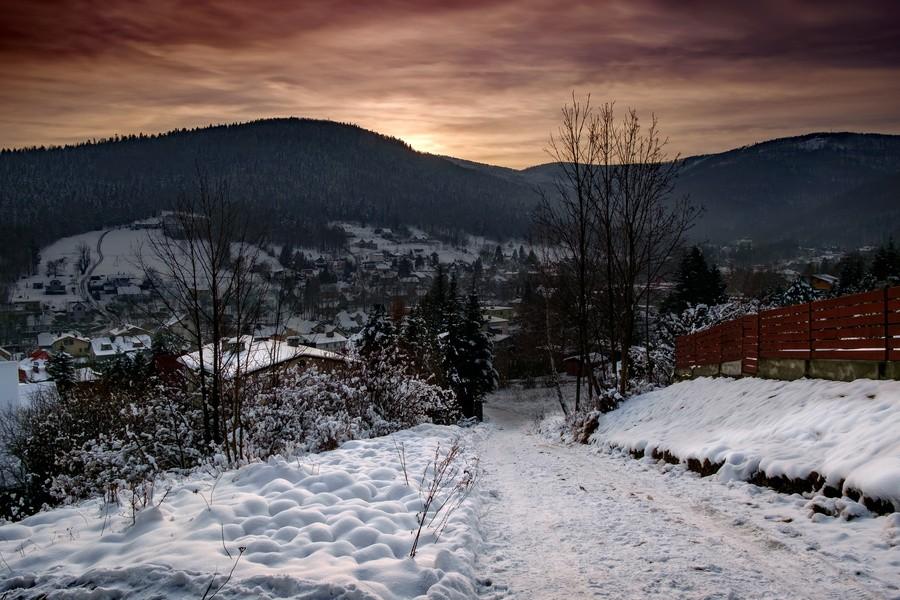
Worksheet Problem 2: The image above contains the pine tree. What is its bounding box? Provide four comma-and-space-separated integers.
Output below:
661, 246, 726, 314
46, 351, 75, 396
871, 238, 900, 282
445, 294, 496, 419
278, 242, 294, 268
772, 278, 819, 307
420, 264, 449, 337
833, 252, 873, 295
358, 304, 397, 357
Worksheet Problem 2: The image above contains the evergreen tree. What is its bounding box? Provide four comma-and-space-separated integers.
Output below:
494, 245, 505, 265
871, 238, 900, 282
358, 304, 397, 356
661, 246, 726, 314
278, 242, 294, 268
398, 257, 412, 279
833, 251, 873, 295
46, 351, 75, 396
444, 294, 496, 419
420, 265, 449, 336
772, 278, 820, 307
400, 306, 441, 381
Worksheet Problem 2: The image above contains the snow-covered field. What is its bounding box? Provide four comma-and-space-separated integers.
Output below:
0, 425, 480, 599
566, 377, 900, 511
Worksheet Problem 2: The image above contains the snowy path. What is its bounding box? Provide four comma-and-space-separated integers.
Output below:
474, 393, 899, 599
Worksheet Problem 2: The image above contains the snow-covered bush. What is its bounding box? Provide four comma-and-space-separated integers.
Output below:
49, 383, 203, 506
243, 354, 459, 460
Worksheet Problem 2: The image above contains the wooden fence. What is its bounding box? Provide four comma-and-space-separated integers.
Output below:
675, 286, 900, 375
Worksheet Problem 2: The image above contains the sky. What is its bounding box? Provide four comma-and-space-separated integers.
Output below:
2, 0, 900, 168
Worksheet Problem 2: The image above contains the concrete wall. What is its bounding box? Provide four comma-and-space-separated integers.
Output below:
807, 359, 880, 382
758, 358, 807, 381
720, 360, 742, 377
686, 358, 900, 383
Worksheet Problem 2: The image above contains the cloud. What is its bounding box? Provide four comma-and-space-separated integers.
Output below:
1, 0, 899, 166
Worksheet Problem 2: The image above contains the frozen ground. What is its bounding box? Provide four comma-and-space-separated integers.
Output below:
475, 386, 900, 599
0, 425, 480, 599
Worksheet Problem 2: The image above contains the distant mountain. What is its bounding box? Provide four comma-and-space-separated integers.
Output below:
0, 118, 540, 282
2, 123, 898, 286
522, 132, 900, 247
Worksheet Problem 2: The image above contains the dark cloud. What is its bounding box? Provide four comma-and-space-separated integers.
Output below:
1, 0, 899, 166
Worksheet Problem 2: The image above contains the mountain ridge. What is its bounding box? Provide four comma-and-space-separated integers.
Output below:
1, 120, 899, 286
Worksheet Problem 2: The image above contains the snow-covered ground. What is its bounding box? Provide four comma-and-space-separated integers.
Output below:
475, 385, 899, 599
569, 377, 900, 510
3, 381, 898, 599
338, 222, 519, 265
0, 425, 480, 599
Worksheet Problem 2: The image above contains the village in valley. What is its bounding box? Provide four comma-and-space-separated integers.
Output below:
0, 216, 525, 408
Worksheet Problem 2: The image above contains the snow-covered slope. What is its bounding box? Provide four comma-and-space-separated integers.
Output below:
0, 425, 480, 599
587, 377, 900, 510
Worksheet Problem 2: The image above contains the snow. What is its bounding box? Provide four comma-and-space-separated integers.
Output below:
89, 334, 152, 358
0, 425, 480, 599
178, 337, 345, 378
476, 386, 900, 598
338, 222, 505, 266
580, 377, 900, 508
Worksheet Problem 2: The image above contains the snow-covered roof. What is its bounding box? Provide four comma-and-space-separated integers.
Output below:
178, 337, 345, 379
18, 356, 50, 382
109, 323, 149, 337
37, 331, 87, 347
91, 335, 152, 357
303, 332, 348, 346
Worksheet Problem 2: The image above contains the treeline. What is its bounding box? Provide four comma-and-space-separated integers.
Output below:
0, 118, 538, 285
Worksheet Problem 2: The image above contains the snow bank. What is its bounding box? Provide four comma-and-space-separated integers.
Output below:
589, 377, 900, 509
0, 425, 480, 599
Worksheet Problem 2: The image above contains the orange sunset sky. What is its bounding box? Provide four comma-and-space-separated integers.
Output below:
2, 0, 900, 167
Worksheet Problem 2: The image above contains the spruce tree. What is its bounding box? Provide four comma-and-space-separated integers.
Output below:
662, 246, 726, 314
871, 238, 900, 282
358, 304, 397, 357
445, 294, 496, 419
46, 351, 76, 396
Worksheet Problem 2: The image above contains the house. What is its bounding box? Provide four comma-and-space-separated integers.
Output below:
808, 273, 839, 292
49, 333, 91, 358
178, 336, 345, 380
46, 280, 66, 295
19, 350, 50, 383
109, 323, 151, 338
483, 305, 516, 321
483, 316, 510, 336
90, 335, 152, 361
302, 330, 349, 353
1, 359, 57, 411
66, 301, 90, 318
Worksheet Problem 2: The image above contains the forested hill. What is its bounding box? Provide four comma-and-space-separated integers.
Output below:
521, 132, 900, 247
0, 118, 539, 280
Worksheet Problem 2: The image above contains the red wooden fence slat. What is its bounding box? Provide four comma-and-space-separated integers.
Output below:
673, 285, 900, 376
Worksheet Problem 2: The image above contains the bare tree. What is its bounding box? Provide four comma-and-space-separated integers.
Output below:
138, 176, 272, 462
591, 105, 698, 394
76, 242, 92, 275
534, 94, 603, 413
535, 97, 697, 401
